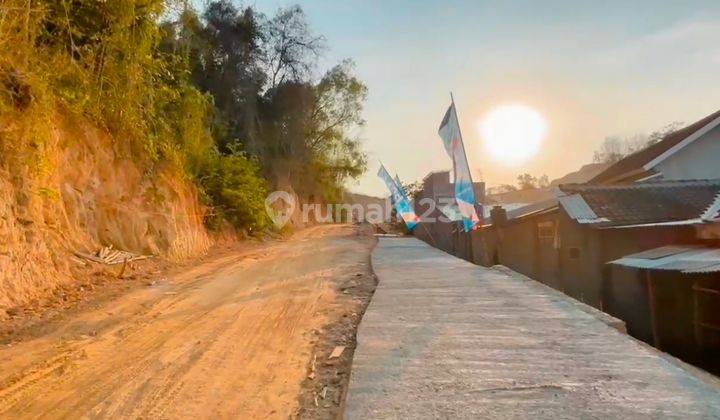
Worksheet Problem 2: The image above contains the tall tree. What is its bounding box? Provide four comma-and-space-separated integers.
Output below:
261, 5, 325, 90
517, 173, 538, 190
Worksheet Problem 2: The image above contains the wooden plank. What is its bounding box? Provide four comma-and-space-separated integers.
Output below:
329, 346, 345, 359
646, 270, 661, 350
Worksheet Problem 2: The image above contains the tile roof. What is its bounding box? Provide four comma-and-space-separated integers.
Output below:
559, 180, 720, 227
589, 109, 720, 184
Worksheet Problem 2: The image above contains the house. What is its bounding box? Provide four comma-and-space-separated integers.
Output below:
472, 199, 560, 287
590, 109, 720, 184
608, 244, 720, 374
476, 180, 720, 308
556, 180, 720, 308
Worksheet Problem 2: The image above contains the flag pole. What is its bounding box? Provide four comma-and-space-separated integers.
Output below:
449, 92, 477, 262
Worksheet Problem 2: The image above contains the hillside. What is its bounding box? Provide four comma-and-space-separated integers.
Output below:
0, 1, 368, 313
0, 113, 210, 311
344, 192, 391, 222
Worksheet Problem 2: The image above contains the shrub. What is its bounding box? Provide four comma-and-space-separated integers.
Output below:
200, 151, 269, 232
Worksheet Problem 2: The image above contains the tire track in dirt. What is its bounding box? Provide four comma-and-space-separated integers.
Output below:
0, 224, 375, 419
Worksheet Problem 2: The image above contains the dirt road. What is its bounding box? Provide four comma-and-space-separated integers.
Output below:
0, 224, 376, 419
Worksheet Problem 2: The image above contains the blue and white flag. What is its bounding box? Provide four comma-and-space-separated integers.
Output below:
395, 174, 410, 201
378, 164, 419, 231
438, 101, 481, 232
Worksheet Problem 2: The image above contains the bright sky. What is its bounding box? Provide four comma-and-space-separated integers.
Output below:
247, 0, 720, 196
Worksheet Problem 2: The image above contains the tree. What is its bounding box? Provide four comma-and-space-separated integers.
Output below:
647, 122, 684, 145
161, 1, 368, 208
538, 174, 550, 188
592, 122, 684, 164
593, 136, 624, 164
401, 180, 424, 201
179, 1, 266, 154
517, 173, 538, 190
307, 60, 367, 180
261, 5, 325, 90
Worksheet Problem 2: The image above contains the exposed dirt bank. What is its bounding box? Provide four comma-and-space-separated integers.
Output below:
0, 224, 376, 419
0, 113, 209, 311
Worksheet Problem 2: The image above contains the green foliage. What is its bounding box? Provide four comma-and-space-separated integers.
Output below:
167, 2, 368, 203
0, 0, 272, 232
0, 0, 368, 233
200, 150, 269, 232
401, 181, 424, 201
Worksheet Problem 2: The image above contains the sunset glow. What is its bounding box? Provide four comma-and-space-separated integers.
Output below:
479, 105, 547, 165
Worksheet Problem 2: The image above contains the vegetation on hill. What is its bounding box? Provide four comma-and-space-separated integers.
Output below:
592, 122, 683, 164
0, 0, 367, 232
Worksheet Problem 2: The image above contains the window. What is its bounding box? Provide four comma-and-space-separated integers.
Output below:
537, 221, 554, 240
569, 247, 581, 259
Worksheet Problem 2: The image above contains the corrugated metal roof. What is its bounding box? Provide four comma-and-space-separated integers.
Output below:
557, 194, 598, 221
623, 245, 699, 260
600, 218, 704, 229
687, 262, 720, 273
609, 246, 720, 273
702, 192, 720, 221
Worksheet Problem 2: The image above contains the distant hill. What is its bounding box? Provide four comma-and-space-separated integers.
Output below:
550, 163, 610, 187
343, 192, 391, 223
487, 162, 610, 205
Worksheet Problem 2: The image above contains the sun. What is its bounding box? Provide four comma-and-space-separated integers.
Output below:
478, 105, 547, 165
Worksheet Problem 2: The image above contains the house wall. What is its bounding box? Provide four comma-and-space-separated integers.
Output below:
473, 227, 498, 266
472, 210, 561, 291
652, 271, 696, 359
556, 210, 605, 307
495, 218, 537, 278
414, 170, 484, 259
605, 265, 653, 343
656, 124, 720, 180
534, 216, 562, 290
605, 268, 720, 375
414, 221, 455, 255
601, 226, 698, 355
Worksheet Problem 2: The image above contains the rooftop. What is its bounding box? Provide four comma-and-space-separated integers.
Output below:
559, 179, 720, 227
589, 109, 720, 184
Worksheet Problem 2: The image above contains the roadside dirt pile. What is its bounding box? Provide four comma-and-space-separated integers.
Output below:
0, 113, 210, 313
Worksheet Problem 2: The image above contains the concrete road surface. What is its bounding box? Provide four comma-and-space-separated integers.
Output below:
346, 237, 720, 419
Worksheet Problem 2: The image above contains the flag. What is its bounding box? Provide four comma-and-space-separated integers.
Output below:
378, 164, 419, 231
395, 174, 410, 201
438, 101, 480, 232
